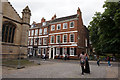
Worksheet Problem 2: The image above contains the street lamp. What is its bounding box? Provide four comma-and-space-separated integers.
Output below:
17, 46, 23, 69
58, 41, 62, 59
36, 37, 41, 65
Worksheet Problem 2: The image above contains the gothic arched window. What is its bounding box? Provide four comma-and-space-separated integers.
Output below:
2, 21, 16, 43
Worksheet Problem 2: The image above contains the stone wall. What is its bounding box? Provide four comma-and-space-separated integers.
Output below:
1, 2, 30, 59
2, 2, 21, 22
2, 45, 28, 59
0, 1, 3, 57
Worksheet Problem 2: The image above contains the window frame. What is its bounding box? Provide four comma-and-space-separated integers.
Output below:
63, 34, 67, 43
51, 25, 55, 31
43, 38, 47, 45
63, 23, 68, 29
29, 31, 30, 36
30, 38, 33, 45
85, 39, 88, 47
38, 48, 41, 55
2, 21, 16, 43
34, 38, 38, 45
39, 29, 42, 35
56, 35, 61, 43
70, 34, 75, 42
63, 48, 67, 55
70, 21, 74, 28
44, 28, 47, 34
31, 30, 34, 36
39, 38, 42, 45
70, 48, 74, 56
56, 48, 60, 56
35, 29, 38, 36
57, 24, 61, 30
50, 36, 55, 43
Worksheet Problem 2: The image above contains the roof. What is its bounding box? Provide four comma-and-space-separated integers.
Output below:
8, 2, 21, 19
30, 21, 50, 29
50, 14, 78, 23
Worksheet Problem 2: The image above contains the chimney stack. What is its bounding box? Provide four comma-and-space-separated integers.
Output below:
77, 7, 81, 15
51, 14, 57, 20
41, 17, 46, 23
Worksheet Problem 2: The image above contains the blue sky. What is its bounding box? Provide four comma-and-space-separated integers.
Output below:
8, 0, 106, 26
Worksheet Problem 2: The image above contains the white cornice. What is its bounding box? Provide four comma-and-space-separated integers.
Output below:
49, 30, 78, 35
48, 44, 77, 47
29, 35, 48, 38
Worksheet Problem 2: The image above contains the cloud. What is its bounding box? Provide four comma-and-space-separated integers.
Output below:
8, 0, 106, 26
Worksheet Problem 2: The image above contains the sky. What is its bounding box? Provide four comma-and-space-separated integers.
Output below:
8, 0, 106, 26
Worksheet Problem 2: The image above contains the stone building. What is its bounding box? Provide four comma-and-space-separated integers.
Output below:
0, 1, 31, 59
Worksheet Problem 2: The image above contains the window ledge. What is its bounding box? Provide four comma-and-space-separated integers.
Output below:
70, 55, 74, 56
2, 42, 14, 45
70, 27, 74, 28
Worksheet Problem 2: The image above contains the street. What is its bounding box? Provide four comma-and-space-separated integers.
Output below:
2, 59, 119, 78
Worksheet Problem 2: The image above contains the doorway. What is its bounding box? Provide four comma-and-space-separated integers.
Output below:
51, 48, 53, 59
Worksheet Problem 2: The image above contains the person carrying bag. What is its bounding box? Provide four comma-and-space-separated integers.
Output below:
79, 52, 85, 75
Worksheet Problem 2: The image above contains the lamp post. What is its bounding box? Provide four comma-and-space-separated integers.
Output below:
58, 41, 62, 59
17, 46, 22, 69
36, 37, 41, 65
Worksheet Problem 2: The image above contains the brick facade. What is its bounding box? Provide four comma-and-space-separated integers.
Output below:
28, 18, 49, 58
28, 7, 89, 59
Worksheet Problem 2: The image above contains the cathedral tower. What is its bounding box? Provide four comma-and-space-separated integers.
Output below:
22, 6, 31, 24
20, 6, 31, 57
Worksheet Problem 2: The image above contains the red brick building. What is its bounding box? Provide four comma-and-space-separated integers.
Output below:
48, 8, 89, 59
28, 7, 89, 59
28, 18, 49, 57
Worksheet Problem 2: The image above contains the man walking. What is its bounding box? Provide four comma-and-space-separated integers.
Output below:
107, 56, 112, 67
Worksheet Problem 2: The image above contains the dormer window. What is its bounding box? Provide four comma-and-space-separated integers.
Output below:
42, 22, 46, 26
31, 24, 35, 28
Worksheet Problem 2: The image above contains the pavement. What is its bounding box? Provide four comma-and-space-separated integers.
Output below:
2, 59, 119, 78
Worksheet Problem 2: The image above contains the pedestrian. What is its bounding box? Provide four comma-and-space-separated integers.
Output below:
43, 54, 46, 60
84, 53, 90, 74
29, 52, 32, 58
97, 56, 100, 66
67, 54, 69, 60
64, 53, 67, 60
107, 56, 112, 67
58, 54, 60, 59
38, 53, 40, 58
63, 53, 65, 60
113, 56, 116, 61
79, 51, 85, 75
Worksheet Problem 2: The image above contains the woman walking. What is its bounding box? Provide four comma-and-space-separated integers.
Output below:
84, 53, 90, 74
79, 52, 85, 75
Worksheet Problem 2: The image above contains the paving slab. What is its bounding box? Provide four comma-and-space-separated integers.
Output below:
2, 60, 118, 78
